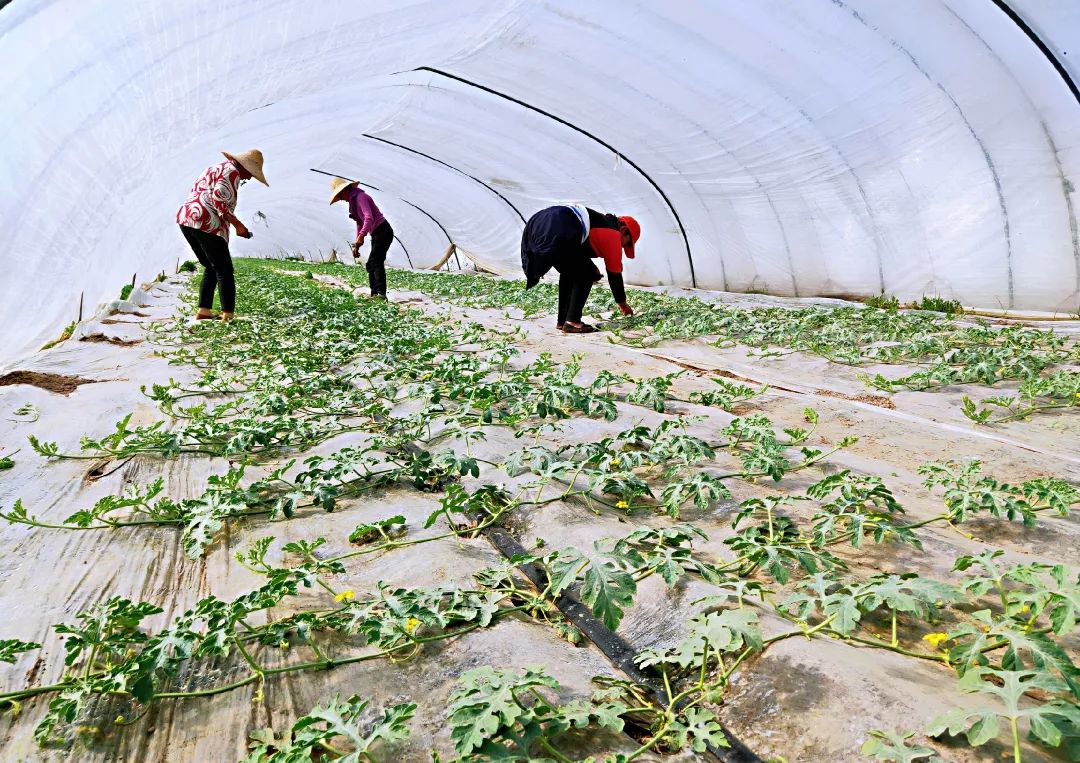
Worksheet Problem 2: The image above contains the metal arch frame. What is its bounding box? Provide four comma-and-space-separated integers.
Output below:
361, 133, 527, 224
990, 0, 1080, 105
411, 66, 698, 287
311, 167, 464, 270
398, 198, 462, 270
312, 166, 457, 269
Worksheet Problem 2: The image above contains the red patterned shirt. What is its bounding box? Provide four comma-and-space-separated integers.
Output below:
176, 161, 241, 240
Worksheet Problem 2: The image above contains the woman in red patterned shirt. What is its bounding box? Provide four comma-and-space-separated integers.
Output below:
176, 150, 268, 320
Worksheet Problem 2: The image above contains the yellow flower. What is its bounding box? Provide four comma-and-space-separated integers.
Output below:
608, 457, 621, 468
334, 590, 355, 603
279, 640, 289, 649
922, 632, 949, 649
615, 500, 629, 510
405, 617, 421, 633
115, 715, 125, 724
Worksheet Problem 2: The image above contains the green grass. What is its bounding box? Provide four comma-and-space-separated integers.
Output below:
40, 320, 77, 350
864, 292, 900, 311
910, 295, 963, 315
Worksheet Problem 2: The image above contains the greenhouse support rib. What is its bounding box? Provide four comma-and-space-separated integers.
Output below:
411, 66, 698, 288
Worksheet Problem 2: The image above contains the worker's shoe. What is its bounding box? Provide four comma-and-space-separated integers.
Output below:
562, 323, 597, 334
195, 312, 219, 320
556, 323, 565, 330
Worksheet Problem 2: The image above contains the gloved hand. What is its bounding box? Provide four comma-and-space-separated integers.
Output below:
618, 302, 633, 316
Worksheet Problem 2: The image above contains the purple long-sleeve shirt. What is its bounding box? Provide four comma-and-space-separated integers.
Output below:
346, 186, 386, 237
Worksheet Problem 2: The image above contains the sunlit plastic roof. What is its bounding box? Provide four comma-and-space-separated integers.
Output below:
3, 0, 1079, 362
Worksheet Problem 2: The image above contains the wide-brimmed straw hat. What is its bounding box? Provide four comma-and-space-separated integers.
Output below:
222, 149, 268, 186
329, 177, 358, 204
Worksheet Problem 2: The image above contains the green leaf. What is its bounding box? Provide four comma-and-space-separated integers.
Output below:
544, 542, 638, 631
580, 562, 636, 632
929, 668, 1080, 753
667, 707, 729, 752
861, 729, 942, 762
242, 694, 414, 761
349, 515, 406, 544
694, 609, 763, 652
0, 638, 40, 664
446, 666, 556, 755
131, 673, 155, 703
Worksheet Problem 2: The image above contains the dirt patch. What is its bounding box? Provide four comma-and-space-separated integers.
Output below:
0, 370, 98, 395
654, 356, 756, 383
815, 388, 896, 409
80, 334, 143, 346
100, 313, 150, 324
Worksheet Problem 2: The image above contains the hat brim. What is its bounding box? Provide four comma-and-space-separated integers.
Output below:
223, 152, 269, 186
617, 216, 638, 259
329, 182, 357, 205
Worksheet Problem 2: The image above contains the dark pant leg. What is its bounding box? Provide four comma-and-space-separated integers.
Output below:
367, 221, 393, 296
203, 235, 235, 312
180, 225, 218, 310
554, 252, 596, 324
182, 226, 234, 312
558, 272, 573, 325
566, 272, 594, 324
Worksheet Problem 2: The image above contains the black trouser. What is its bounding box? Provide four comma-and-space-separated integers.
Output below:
366, 220, 394, 296
179, 225, 235, 312
556, 257, 602, 325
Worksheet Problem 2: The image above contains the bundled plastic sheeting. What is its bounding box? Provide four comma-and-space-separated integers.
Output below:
2, 0, 1079, 365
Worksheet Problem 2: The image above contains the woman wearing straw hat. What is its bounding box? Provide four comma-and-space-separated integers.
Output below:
329, 177, 394, 299
176, 150, 268, 320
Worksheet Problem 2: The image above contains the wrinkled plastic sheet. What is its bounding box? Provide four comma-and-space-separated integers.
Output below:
4, 0, 1080, 368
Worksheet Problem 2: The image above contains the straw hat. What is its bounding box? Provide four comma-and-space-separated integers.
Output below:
222, 149, 268, 186
329, 176, 358, 204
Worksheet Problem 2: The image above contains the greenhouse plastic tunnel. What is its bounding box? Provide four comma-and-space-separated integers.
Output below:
1, 2, 1079, 762
4, 0, 1080, 359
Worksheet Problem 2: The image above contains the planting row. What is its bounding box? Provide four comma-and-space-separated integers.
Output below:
288, 263, 1080, 425
0, 260, 1076, 761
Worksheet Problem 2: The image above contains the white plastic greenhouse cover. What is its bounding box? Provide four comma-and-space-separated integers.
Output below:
3, 0, 1080, 363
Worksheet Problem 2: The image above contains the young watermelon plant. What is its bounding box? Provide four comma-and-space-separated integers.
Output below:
1, 259, 1077, 761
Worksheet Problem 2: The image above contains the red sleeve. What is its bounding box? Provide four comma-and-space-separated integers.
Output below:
588, 229, 623, 273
